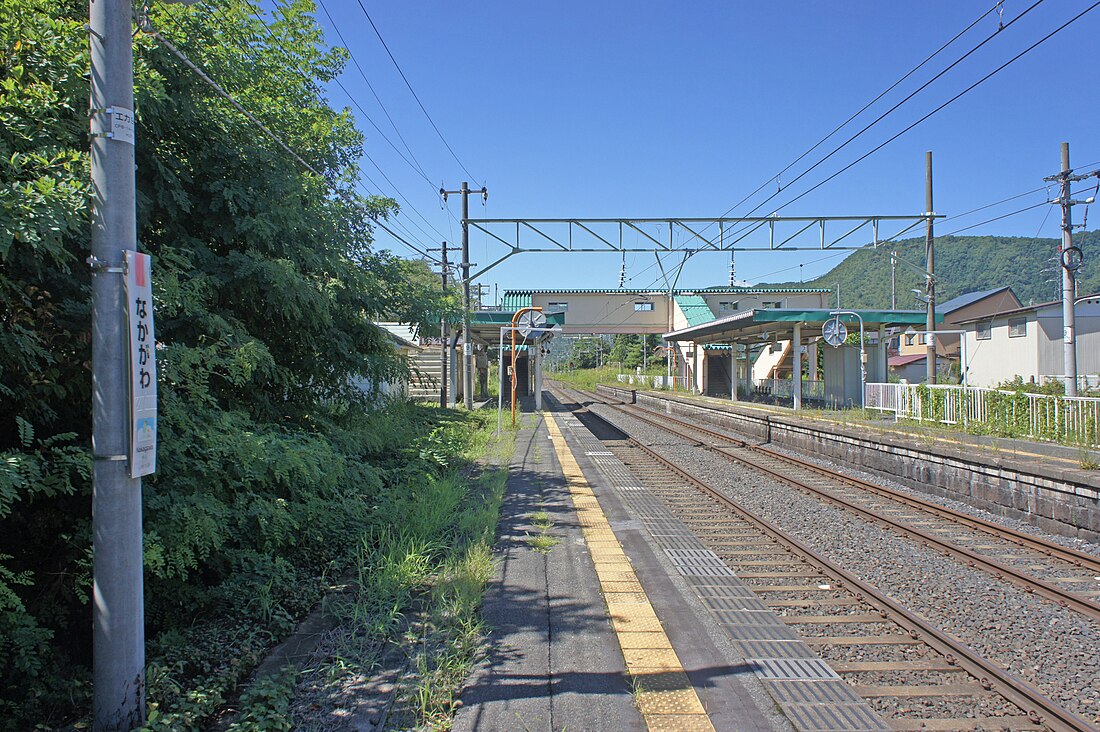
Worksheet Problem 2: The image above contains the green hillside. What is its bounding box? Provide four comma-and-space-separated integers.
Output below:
763, 230, 1100, 309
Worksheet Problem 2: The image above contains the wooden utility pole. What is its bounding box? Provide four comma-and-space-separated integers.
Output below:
925, 152, 936, 385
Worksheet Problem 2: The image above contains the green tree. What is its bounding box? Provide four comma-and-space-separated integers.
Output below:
0, 0, 456, 725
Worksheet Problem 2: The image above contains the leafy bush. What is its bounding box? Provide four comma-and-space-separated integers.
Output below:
0, 0, 461, 727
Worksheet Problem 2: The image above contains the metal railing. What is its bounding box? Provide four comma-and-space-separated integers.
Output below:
865, 382, 1100, 446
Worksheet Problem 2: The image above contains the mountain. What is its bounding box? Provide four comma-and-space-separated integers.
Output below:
761, 230, 1100, 310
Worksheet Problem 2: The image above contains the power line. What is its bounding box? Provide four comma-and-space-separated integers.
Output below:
193, 2, 450, 245
353, 0, 481, 185
145, 22, 442, 265
714, 1, 1007, 228
313, 0, 432, 184
716, 0, 1100, 252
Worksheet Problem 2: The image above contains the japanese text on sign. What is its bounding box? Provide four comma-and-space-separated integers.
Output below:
125, 251, 157, 478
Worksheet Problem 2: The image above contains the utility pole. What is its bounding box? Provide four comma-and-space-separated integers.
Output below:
436, 242, 449, 408
89, 0, 144, 728
891, 251, 897, 310
925, 151, 936, 385
475, 283, 491, 310
1044, 143, 1098, 397
440, 182, 487, 409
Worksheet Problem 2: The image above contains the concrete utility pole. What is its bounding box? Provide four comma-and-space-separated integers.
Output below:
440, 182, 487, 409
1043, 143, 1098, 397
891, 251, 897, 310
89, 0, 144, 728
925, 151, 936, 385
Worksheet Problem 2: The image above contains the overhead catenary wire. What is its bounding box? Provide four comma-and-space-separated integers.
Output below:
711, 0, 1008, 232
145, 24, 442, 265
353, 0, 481, 185
313, 0, 432, 185
713, 0, 1100, 253
710, 0, 1054, 250
207, 0, 451, 242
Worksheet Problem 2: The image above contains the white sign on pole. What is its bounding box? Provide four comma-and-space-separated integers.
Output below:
109, 106, 135, 145
125, 251, 157, 478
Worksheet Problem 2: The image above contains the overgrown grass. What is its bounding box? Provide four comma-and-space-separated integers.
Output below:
296, 408, 511, 730
549, 366, 626, 391
132, 401, 500, 732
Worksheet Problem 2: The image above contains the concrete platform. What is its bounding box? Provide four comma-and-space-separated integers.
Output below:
453, 409, 644, 732
455, 396, 889, 731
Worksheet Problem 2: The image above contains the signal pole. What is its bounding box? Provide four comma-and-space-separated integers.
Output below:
1044, 143, 1098, 397
925, 152, 936, 385
89, 0, 144, 728
440, 182, 487, 409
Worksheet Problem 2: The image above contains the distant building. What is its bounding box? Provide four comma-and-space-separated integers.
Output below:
958, 294, 1100, 388
502, 286, 832, 391
890, 287, 1023, 382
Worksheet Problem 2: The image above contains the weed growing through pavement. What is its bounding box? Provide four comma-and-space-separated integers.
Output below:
525, 509, 558, 554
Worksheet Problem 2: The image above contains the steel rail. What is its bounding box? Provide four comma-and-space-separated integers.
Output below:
618, 395, 1100, 573
557, 387, 1095, 732
606, 397, 1100, 622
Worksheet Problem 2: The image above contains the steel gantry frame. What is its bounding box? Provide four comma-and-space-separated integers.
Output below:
463, 214, 940, 282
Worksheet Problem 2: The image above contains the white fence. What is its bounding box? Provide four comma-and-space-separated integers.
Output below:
617, 373, 677, 389
865, 382, 1100, 445
747, 378, 827, 402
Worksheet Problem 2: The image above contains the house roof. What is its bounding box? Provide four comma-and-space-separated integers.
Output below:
889, 353, 927, 367
953, 293, 1100, 325
937, 286, 1015, 314
673, 294, 716, 327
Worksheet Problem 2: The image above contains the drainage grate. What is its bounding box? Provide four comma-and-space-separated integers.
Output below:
746, 657, 841, 681
584, 451, 614, 456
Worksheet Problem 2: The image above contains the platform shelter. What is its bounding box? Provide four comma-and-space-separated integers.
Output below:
467, 310, 565, 410
664, 308, 941, 409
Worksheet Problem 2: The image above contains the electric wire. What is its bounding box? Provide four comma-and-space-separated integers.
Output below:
313, 0, 432, 185
714, 0, 1100, 253
197, 1, 450, 246
712, 0, 1007, 230
145, 23, 442, 265
353, 0, 481, 185
221, 0, 448, 237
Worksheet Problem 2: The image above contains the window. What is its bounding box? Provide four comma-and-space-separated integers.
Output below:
718, 300, 740, 313
976, 321, 992, 340
634, 301, 654, 312
547, 301, 568, 311
761, 301, 782, 309
904, 334, 915, 346
1008, 317, 1027, 338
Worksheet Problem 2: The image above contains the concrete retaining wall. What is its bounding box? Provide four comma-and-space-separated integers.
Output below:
596, 384, 1100, 544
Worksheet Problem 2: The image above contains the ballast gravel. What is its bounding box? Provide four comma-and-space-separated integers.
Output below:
590, 402, 1100, 726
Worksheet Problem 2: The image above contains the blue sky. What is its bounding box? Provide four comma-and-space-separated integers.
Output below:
304, 1, 1100, 298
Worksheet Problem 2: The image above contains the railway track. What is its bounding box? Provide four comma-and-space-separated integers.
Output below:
551, 385, 1097, 732
585, 387, 1100, 621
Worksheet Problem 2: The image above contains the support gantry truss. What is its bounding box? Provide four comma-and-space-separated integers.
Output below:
465, 214, 941, 281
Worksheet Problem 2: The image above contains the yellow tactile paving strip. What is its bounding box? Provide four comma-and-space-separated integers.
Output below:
544, 412, 716, 732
